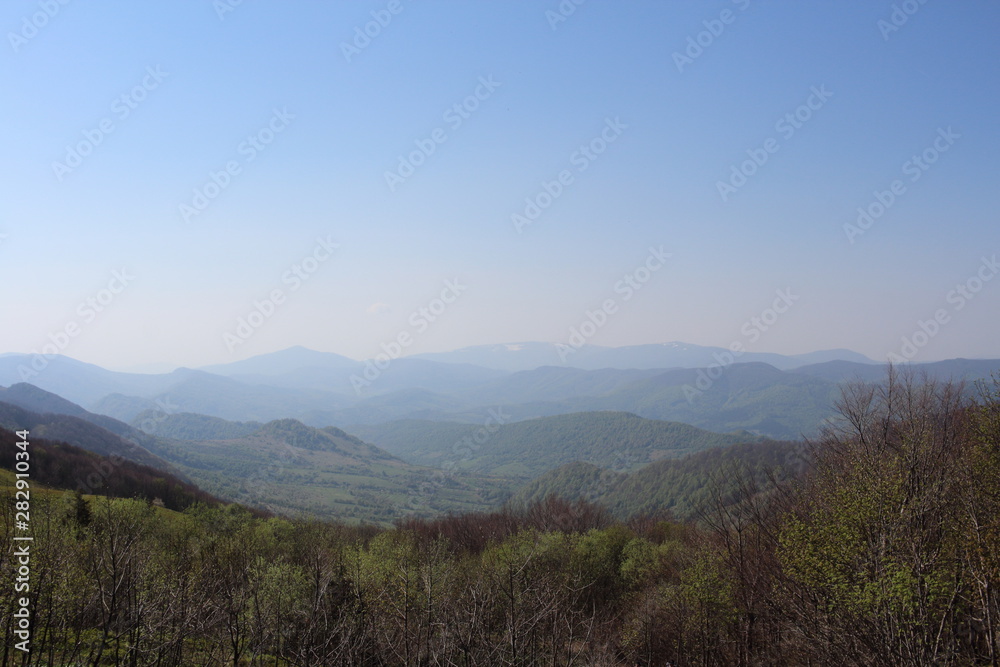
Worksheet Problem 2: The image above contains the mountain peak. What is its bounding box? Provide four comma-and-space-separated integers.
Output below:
199, 347, 360, 377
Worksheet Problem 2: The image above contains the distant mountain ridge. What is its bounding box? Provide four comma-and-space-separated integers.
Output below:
0, 342, 878, 405
199, 345, 358, 376
4, 359, 1000, 523
408, 341, 877, 372
2, 349, 998, 441
793, 357, 1000, 385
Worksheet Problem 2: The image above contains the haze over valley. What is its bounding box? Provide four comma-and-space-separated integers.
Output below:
2, 344, 998, 522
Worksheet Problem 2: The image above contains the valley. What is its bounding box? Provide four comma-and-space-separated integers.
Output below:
2, 344, 998, 524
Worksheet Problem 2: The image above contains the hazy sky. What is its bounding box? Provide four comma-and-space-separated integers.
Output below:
2, 1, 998, 371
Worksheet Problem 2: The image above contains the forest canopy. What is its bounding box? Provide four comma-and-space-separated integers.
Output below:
1, 370, 999, 665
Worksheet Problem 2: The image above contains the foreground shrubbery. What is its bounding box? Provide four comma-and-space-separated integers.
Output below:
1, 370, 998, 666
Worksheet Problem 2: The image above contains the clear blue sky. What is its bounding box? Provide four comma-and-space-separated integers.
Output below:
2, 0, 998, 371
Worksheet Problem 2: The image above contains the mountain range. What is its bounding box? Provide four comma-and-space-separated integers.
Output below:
409, 341, 876, 372
2, 342, 999, 523
0, 382, 763, 523
0, 384, 507, 521
2, 344, 998, 440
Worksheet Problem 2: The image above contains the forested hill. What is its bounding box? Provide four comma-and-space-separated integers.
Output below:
7, 375, 998, 665
121, 415, 513, 523
349, 411, 759, 478
129, 409, 263, 440
0, 426, 223, 512
511, 439, 806, 520
0, 399, 172, 472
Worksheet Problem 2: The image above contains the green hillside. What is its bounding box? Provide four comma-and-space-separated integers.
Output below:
146, 418, 513, 524
0, 400, 173, 472
350, 411, 759, 479
130, 409, 263, 440
0, 426, 222, 511
512, 439, 806, 520
0, 385, 516, 524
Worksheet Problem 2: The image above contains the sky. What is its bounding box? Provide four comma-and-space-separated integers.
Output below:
2, 0, 998, 372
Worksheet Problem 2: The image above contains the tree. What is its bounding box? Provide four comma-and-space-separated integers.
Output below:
778, 368, 982, 665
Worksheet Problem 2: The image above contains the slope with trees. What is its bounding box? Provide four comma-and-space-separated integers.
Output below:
3, 371, 998, 665
350, 410, 759, 478
0, 400, 172, 472
0, 427, 221, 512
513, 439, 806, 520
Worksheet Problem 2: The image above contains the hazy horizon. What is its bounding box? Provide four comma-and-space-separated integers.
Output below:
4, 2, 998, 370
11, 339, 1000, 377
